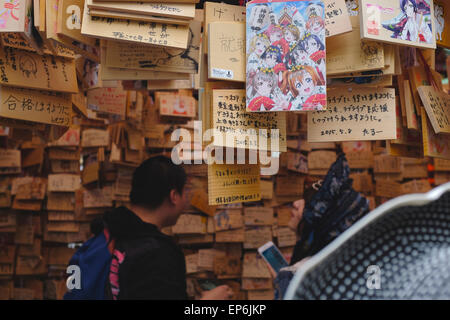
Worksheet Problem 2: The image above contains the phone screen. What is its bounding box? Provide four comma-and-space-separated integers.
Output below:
261, 245, 288, 273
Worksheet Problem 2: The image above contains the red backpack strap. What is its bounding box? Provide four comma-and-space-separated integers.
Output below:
103, 228, 116, 254
104, 228, 125, 300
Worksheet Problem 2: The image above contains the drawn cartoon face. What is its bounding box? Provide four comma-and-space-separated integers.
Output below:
285, 29, 296, 42
305, 37, 320, 55
255, 39, 268, 56
270, 30, 283, 43
311, 20, 323, 34
404, 0, 415, 17
295, 72, 314, 96
345, 0, 359, 16
19, 54, 38, 78
293, 48, 309, 63
256, 78, 274, 97
434, 4, 445, 40
264, 52, 278, 68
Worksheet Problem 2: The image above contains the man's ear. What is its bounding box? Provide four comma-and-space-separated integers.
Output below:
169, 189, 179, 206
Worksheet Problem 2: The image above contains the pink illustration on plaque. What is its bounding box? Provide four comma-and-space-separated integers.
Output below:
367, 19, 380, 35
0, 0, 20, 28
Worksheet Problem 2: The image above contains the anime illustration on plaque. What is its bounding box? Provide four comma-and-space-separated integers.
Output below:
360, 0, 436, 49
345, 0, 359, 16
434, 0, 449, 48
246, 0, 326, 112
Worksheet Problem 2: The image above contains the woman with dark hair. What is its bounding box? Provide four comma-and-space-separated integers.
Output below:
273, 154, 371, 299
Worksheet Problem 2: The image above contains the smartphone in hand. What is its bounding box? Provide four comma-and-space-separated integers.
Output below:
258, 241, 289, 275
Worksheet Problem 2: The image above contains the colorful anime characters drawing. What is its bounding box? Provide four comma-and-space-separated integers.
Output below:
246, 0, 326, 112
345, 0, 359, 16
434, 3, 445, 42
381, 0, 433, 44
0, 0, 20, 29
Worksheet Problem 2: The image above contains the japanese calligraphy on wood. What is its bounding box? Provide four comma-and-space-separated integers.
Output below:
81, 1, 189, 49
212, 89, 287, 152
87, 87, 127, 117
104, 18, 200, 74
307, 87, 396, 142
324, 0, 352, 37
204, 2, 245, 54
208, 21, 245, 82
208, 163, 261, 206
418, 86, 450, 134
0, 86, 72, 126
86, 0, 195, 20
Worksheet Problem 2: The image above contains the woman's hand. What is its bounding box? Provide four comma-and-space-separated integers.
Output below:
199, 285, 234, 300
288, 199, 305, 232
272, 94, 291, 111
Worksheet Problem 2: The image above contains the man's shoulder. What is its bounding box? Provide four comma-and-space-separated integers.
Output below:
118, 234, 183, 264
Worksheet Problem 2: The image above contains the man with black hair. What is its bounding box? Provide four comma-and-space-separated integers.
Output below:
102, 156, 233, 300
